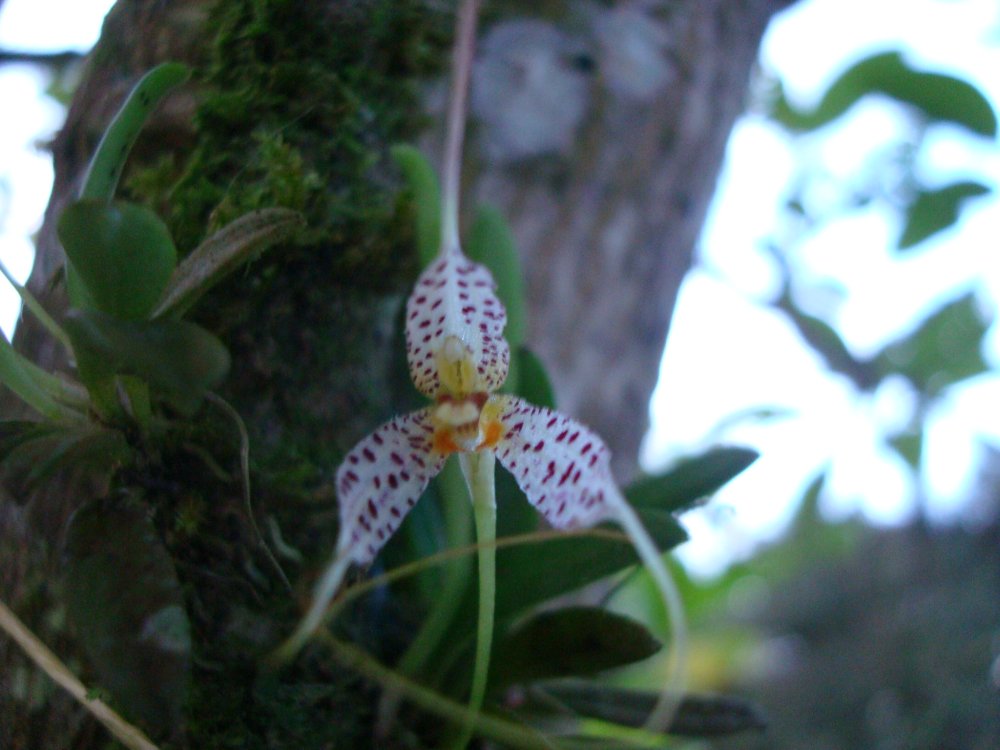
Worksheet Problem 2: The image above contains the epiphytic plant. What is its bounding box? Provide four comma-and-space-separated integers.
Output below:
279, 1, 689, 744
0, 61, 302, 749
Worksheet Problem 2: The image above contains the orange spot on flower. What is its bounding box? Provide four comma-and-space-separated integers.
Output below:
433, 428, 461, 455
481, 419, 504, 448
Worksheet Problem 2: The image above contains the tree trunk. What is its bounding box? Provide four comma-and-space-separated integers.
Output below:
1, 1, 791, 747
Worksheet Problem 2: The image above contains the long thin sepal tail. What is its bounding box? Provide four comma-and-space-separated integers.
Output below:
610, 496, 689, 733
490, 394, 687, 732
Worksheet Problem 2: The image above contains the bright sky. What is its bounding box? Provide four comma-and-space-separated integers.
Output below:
0, 0, 115, 336
645, 0, 1000, 575
1, 0, 998, 577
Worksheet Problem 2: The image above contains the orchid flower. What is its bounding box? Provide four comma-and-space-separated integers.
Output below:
282, 0, 686, 738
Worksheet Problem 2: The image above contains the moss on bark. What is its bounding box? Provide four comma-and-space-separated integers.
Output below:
98, 1, 451, 746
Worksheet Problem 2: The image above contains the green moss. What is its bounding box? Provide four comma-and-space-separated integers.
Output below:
113, 4, 456, 746
126, 0, 448, 292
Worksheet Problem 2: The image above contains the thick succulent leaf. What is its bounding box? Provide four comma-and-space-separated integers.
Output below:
59, 200, 177, 320
898, 180, 991, 250
79, 62, 189, 202
467, 205, 526, 348
426, 484, 686, 682
490, 607, 661, 689
0, 421, 129, 497
391, 144, 441, 266
63, 497, 191, 738
874, 292, 990, 395
626, 446, 759, 516
533, 682, 767, 736
405, 251, 510, 398
0, 425, 129, 493
771, 51, 997, 138
64, 309, 230, 412
493, 508, 686, 620
335, 409, 447, 564
153, 208, 304, 318
0, 331, 67, 420
492, 395, 619, 530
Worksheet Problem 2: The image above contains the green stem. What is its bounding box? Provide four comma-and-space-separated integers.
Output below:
378, 459, 474, 733
321, 632, 595, 750
453, 450, 497, 750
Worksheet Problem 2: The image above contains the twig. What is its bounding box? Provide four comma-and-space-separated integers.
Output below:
0, 598, 161, 750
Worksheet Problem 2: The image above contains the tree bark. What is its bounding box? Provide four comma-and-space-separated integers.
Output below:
1, 1, 792, 747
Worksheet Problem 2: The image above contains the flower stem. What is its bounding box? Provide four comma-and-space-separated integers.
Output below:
440, 0, 480, 254
377, 459, 474, 735
321, 632, 589, 750
455, 449, 497, 750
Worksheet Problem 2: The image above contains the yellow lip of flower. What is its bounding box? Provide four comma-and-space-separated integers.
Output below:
431, 391, 507, 456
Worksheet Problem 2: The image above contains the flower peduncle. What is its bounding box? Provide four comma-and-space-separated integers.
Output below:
441, 0, 481, 255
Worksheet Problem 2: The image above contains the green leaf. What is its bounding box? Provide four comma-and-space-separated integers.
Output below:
626, 446, 759, 516
80, 62, 190, 202
0, 421, 129, 493
153, 208, 305, 318
771, 51, 997, 138
63, 497, 191, 738
467, 205, 527, 348
391, 144, 441, 266
898, 180, 991, 250
491, 607, 661, 689
64, 309, 230, 413
0, 331, 68, 420
875, 292, 990, 395
0, 256, 72, 351
494, 508, 687, 621
424, 514, 685, 698
533, 683, 767, 736
59, 201, 177, 320
514, 346, 556, 409
480, 448, 758, 629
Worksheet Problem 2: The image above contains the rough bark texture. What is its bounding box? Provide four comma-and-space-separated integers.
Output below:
465, 1, 783, 478
1, 1, 792, 747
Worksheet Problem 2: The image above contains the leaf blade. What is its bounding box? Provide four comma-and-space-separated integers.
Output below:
491, 607, 662, 689
59, 201, 177, 320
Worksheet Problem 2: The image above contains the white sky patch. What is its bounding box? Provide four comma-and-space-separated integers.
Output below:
0, 0, 114, 338
0, 65, 61, 338
0, 0, 113, 52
